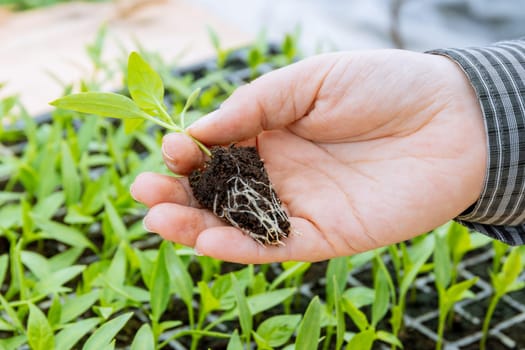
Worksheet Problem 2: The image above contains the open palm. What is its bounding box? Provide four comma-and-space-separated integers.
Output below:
131, 50, 486, 263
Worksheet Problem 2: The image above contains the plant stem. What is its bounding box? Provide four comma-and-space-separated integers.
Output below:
186, 132, 212, 157
436, 311, 445, 350
481, 294, 501, 350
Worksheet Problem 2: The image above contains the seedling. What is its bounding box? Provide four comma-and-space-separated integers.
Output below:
51, 52, 291, 246
433, 231, 478, 350
480, 246, 525, 350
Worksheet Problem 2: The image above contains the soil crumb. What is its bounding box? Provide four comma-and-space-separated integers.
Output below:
189, 145, 290, 245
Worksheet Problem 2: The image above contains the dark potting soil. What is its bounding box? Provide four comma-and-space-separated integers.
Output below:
189, 146, 290, 246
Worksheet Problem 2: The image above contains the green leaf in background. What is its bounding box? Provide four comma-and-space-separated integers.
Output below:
256, 314, 301, 348
445, 278, 478, 309
164, 243, 194, 308
295, 296, 321, 350
180, 87, 201, 129
61, 141, 81, 207
372, 258, 390, 327
434, 232, 452, 290
326, 256, 349, 310
400, 234, 434, 297
0, 294, 23, 332
226, 329, 243, 350
231, 274, 253, 344
342, 287, 375, 309
346, 328, 375, 350
376, 330, 403, 348
27, 304, 55, 350
127, 51, 165, 114
34, 265, 86, 296
342, 297, 369, 332
50, 92, 149, 120
55, 318, 100, 350
150, 242, 170, 322
269, 261, 310, 290
130, 324, 155, 350
333, 277, 345, 350
60, 290, 100, 324
34, 216, 97, 251
82, 312, 133, 350
0, 255, 8, 287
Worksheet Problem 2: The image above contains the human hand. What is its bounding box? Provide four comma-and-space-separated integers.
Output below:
130, 50, 486, 263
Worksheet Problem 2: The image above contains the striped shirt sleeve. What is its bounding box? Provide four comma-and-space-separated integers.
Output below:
428, 38, 525, 245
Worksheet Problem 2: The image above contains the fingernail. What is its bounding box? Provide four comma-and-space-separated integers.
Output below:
142, 216, 152, 232
161, 138, 175, 161
129, 183, 138, 201
194, 247, 204, 256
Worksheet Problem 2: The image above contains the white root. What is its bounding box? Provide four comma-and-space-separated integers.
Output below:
214, 175, 289, 246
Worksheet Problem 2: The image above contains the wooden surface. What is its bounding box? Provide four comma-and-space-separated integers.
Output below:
0, 0, 251, 116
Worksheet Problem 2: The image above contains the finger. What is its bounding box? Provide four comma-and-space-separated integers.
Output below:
187, 54, 341, 145
131, 172, 197, 207
194, 217, 345, 264
143, 202, 225, 247
162, 133, 205, 175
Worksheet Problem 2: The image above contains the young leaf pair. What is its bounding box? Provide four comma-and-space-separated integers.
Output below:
50, 52, 210, 156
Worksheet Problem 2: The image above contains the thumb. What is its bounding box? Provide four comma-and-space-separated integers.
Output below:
187, 54, 337, 145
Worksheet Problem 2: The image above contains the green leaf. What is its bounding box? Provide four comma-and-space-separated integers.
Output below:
198, 281, 221, 317
21, 251, 50, 279
50, 92, 149, 120
248, 288, 296, 316
34, 216, 97, 251
232, 274, 253, 343
61, 141, 81, 206
48, 247, 84, 273
372, 258, 390, 327
150, 242, 170, 322
295, 296, 321, 350
0, 255, 9, 287
60, 290, 100, 324
130, 324, 155, 350
444, 278, 478, 309
226, 329, 243, 350
123, 118, 145, 134
127, 51, 165, 114
448, 222, 472, 265
0, 294, 23, 332
27, 304, 55, 350
346, 328, 375, 350
82, 312, 133, 350
326, 257, 349, 309
269, 261, 310, 290
106, 242, 127, 287
180, 87, 201, 129
0, 335, 26, 350
434, 232, 452, 289
34, 192, 64, 220
47, 295, 62, 327
34, 265, 85, 296
55, 318, 100, 350
500, 247, 524, 294
342, 286, 375, 308
333, 278, 345, 350
342, 297, 369, 332
400, 234, 434, 297
256, 314, 300, 348
164, 243, 194, 308
376, 330, 403, 348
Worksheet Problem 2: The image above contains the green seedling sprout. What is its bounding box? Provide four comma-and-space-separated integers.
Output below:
480, 247, 525, 350
50, 52, 211, 157
433, 231, 478, 350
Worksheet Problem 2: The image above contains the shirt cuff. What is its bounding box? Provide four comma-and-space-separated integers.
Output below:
427, 38, 525, 244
